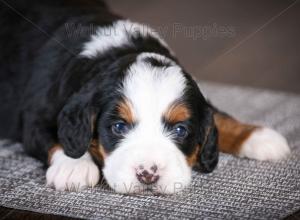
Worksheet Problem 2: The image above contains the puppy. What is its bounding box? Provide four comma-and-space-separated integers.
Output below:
0, 0, 290, 194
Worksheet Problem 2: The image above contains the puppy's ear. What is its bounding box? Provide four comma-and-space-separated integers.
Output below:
194, 108, 219, 173
58, 94, 96, 158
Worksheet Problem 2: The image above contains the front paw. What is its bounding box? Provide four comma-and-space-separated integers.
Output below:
239, 127, 291, 161
46, 150, 100, 191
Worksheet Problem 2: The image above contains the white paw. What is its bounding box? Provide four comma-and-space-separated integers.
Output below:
46, 150, 100, 191
239, 127, 291, 161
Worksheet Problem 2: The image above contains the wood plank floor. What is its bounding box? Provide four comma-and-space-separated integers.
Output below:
0, 207, 76, 220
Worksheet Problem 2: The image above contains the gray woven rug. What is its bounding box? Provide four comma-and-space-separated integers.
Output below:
0, 82, 299, 219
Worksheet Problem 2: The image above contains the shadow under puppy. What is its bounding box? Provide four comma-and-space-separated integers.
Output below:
0, 0, 290, 194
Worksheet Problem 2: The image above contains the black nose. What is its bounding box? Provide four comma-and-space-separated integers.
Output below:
136, 165, 159, 185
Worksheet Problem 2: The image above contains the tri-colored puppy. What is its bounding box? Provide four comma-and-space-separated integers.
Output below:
0, 0, 290, 194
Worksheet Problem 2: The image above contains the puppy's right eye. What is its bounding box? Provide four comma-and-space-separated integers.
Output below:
112, 122, 129, 136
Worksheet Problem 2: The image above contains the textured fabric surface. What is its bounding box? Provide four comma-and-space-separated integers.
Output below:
0, 82, 299, 219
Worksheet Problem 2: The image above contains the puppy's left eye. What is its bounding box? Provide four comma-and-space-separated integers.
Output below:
112, 122, 130, 136
173, 125, 188, 139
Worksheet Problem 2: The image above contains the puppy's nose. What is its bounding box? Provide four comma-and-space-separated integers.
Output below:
136, 165, 159, 185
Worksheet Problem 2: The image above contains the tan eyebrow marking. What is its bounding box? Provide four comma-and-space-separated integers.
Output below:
164, 102, 191, 124
117, 98, 135, 124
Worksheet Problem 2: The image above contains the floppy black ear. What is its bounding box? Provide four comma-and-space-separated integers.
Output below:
194, 108, 219, 173
57, 94, 95, 159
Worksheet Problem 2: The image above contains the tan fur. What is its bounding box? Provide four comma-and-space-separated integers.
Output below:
165, 102, 190, 124
117, 99, 135, 124
214, 113, 258, 154
47, 144, 63, 165
47, 140, 107, 167
89, 139, 107, 166
186, 125, 213, 166
90, 112, 96, 133
186, 144, 200, 166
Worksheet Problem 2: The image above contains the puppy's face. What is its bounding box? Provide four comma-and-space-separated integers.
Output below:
96, 54, 218, 194
58, 53, 218, 194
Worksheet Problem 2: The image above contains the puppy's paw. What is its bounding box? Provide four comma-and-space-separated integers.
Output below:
46, 149, 100, 191
238, 127, 291, 161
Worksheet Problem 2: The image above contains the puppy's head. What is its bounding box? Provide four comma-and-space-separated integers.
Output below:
58, 53, 218, 194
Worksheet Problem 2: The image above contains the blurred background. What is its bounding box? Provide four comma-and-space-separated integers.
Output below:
109, 0, 300, 94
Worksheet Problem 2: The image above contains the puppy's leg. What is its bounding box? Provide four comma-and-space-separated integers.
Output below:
46, 145, 100, 191
22, 114, 58, 163
214, 112, 290, 160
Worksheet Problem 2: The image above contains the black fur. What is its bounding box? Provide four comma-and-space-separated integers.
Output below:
0, 0, 218, 173
194, 110, 219, 173
182, 73, 219, 172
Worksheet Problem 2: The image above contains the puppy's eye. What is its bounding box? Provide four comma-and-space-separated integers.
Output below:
112, 122, 129, 136
173, 125, 188, 139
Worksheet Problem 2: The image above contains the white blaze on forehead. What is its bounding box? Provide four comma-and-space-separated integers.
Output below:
80, 20, 170, 58
122, 53, 186, 129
